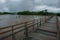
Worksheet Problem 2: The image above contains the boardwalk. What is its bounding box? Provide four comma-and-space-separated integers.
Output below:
29, 16, 57, 40
0, 16, 60, 40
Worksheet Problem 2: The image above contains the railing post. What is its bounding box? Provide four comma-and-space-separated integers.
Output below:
12, 25, 16, 40
24, 22, 29, 40
37, 19, 39, 29
56, 16, 60, 40
45, 16, 46, 23
33, 19, 35, 30
40, 18, 41, 27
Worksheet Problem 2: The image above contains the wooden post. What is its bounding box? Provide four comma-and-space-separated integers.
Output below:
56, 16, 60, 40
40, 18, 41, 27
37, 19, 39, 29
45, 16, 46, 23
24, 22, 29, 40
33, 19, 35, 30
12, 25, 16, 40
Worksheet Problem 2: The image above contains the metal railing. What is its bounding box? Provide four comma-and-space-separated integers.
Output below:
0, 16, 53, 40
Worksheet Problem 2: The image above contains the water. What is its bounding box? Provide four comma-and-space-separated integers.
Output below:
0, 15, 42, 28
0, 15, 51, 40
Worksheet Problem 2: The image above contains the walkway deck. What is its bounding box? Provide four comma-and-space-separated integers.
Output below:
29, 16, 57, 40
1, 16, 59, 40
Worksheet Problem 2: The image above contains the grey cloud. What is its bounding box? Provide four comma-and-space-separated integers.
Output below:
0, 3, 5, 12
6, 0, 21, 12
6, 0, 34, 12
0, 0, 60, 12
35, 0, 58, 7
57, 0, 60, 8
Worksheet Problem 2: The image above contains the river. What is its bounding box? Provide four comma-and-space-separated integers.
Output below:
0, 15, 42, 28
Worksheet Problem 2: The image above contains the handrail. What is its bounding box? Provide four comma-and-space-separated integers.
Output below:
0, 19, 34, 30
0, 16, 53, 40
0, 20, 35, 34
0, 19, 40, 40
1, 17, 48, 30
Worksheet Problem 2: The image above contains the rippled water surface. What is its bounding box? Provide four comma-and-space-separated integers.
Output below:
0, 15, 42, 27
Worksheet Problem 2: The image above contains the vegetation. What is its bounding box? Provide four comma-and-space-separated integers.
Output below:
0, 10, 60, 16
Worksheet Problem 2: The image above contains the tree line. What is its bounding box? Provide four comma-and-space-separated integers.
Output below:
0, 10, 60, 16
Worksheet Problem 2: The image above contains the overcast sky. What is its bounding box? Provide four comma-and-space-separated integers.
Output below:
0, 0, 60, 12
